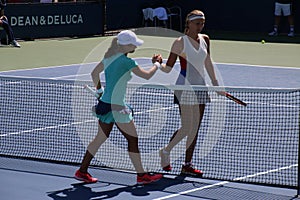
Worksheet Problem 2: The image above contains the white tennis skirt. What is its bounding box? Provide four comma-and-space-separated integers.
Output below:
174, 90, 211, 105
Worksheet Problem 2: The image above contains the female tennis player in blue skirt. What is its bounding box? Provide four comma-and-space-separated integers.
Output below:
75, 30, 162, 184
154, 10, 219, 177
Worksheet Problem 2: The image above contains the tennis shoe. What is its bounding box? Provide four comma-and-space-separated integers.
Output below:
181, 164, 203, 177
74, 170, 98, 183
268, 31, 278, 36
288, 31, 294, 37
11, 40, 21, 48
159, 148, 171, 171
137, 173, 163, 185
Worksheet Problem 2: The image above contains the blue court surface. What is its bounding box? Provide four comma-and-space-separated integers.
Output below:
0, 156, 297, 200
1, 58, 300, 200
0, 58, 300, 88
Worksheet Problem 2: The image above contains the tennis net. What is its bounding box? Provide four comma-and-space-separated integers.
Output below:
0, 76, 299, 188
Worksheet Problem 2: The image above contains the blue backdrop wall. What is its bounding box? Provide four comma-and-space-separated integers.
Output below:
5, 2, 104, 39
106, 0, 299, 33
4, 0, 299, 39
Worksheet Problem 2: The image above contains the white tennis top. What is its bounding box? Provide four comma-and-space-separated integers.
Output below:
176, 34, 208, 85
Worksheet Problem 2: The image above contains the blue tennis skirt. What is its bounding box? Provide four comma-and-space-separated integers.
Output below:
94, 111, 133, 124
93, 101, 133, 123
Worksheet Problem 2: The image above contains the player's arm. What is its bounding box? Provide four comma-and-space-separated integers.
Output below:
203, 34, 218, 86
0, 15, 5, 20
132, 64, 159, 80
160, 38, 182, 73
91, 62, 104, 90
159, 52, 177, 73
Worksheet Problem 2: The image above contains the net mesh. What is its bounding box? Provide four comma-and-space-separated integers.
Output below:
0, 76, 299, 188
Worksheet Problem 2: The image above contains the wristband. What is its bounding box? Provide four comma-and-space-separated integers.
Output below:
97, 88, 104, 94
154, 62, 162, 69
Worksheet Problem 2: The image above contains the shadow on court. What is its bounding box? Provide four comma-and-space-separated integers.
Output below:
0, 156, 296, 200
47, 176, 188, 200
47, 175, 295, 200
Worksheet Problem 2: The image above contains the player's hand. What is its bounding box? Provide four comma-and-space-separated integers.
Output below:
211, 80, 224, 96
216, 91, 226, 96
0, 15, 7, 21
152, 54, 163, 64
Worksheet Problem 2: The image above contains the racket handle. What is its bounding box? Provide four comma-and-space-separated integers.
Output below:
84, 84, 100, 99
224, 92, 247, 107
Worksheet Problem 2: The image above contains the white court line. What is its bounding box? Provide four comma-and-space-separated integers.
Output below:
135, 105, 177, 114
2, 78, 296, 108
133, 91, 173, 97
0, 120, 95, 137
49, 73, 90, 80
0, 73, 91, 80
0, 105, 177, 137
0, 62, 98, 74
249, 101, 298, 108
217, 62, 300, 70
1, 59, 299, 77
138, 57, 300, 70
154, 164, 298, 200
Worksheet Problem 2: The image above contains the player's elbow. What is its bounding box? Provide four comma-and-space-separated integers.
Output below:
142, 74, 152, 80
161, 65, 172, 73
91, 70, 97, 79
163, 66, 172, 73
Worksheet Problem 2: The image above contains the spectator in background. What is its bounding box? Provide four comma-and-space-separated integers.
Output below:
269, 0, 295, 37
0, 0, 21, 47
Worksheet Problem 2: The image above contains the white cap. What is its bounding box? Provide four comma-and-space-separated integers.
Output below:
117, 30, 144, 46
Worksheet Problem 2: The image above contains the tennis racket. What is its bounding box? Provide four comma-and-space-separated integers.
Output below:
223, 92, 247, 107
83, 84, 101, 99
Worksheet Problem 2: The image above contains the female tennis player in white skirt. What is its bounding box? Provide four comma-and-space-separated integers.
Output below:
153, 10, 220, 177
